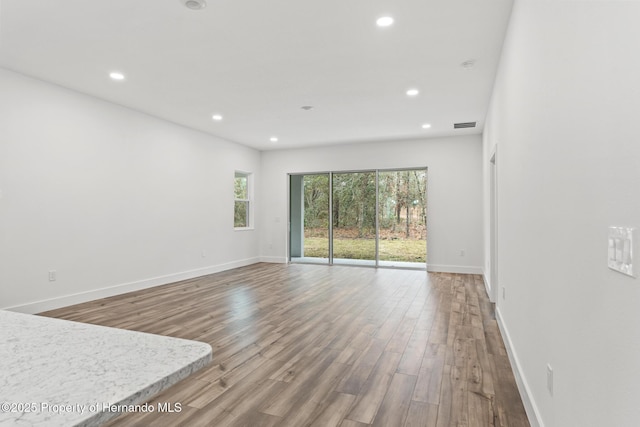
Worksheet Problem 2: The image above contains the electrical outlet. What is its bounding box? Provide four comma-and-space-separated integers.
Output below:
201, 250, 206, 258
48, 270, 57, 282
546, 364, 554, 396
459, 249, 465, 256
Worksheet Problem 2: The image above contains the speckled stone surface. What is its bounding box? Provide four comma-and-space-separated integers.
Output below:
0, 310, 212, 426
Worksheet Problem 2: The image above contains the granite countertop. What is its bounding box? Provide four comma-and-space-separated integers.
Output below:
0, 310, 212, 426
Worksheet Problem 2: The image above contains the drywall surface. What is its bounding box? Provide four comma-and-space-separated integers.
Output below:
0, 69, 261, 312
259, 135, 483, 272
483, 1, 640, 426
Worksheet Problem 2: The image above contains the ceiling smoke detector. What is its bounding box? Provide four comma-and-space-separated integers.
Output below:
181, 0, 206, 10
461, 59, 476, 69
301, 106, 313, 111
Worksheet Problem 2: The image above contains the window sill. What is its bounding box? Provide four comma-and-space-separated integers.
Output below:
234, 227, 254, 232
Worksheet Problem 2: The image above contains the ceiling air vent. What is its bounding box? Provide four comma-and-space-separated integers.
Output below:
454, 121, 476, 129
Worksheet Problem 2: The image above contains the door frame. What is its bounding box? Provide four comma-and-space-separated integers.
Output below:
489, 147, 499, 302
288, 167, 428, 270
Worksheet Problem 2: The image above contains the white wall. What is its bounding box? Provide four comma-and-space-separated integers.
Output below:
259, 135, 483, 273
484, 1, 640, 426
0, 69, 261, 313
0, 68, 483, 314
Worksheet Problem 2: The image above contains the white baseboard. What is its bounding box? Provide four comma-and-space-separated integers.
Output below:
4, 257, 261, 314
482, 271, 495, 303
426, 264, 483, 274
495, 307, 544, 427
259, 256, 288, 264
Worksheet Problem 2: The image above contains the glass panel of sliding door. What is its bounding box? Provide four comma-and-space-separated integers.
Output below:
289, 174, 330, 264
332, 171, 376, 266
377, 169, 427, 268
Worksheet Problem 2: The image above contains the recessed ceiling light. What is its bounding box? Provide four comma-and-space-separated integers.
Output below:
270, 137, 278, 143
181, 0, 206, 10
376, 16, 394, 27
406, 89, 419, 97
421, 123, 432, 129
212, 114, 223, 121
109, 72, 125, 81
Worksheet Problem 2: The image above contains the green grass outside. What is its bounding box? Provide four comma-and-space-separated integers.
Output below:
303, 237, 426, 262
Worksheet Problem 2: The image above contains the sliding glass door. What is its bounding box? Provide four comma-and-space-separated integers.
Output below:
289, 174, 330, 264
377, 170, 427, 268
332, 172, 377, 267
289, 168, 427, 269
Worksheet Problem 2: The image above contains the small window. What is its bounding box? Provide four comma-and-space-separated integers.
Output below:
234, 171, 251, 228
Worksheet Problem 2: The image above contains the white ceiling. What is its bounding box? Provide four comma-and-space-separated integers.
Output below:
0, 0, 513, 151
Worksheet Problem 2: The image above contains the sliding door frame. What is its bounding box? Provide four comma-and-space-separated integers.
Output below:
288, 166, 427, 270
328, 172, 334, 265
375, 170, 380, 268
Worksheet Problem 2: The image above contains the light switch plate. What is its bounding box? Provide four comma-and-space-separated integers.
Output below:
608, 227, 635, 277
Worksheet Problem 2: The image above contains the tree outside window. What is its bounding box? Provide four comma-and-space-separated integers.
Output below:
234, 172, 251, 228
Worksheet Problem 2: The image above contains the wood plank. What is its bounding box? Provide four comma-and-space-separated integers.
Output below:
260, 350, 341, 417
385, 316, 418, 354
435, 364, 453, 427
397, 328, 430, 375
335, 337, 386, 395
309, 392, 357, 427
489, 354, 531, 427
36, 264, 528, 427
189, 358, 285, 412
339, 420, 369, 427
196, 379, 288, 427
412, 344, 446, 404
404, 401, 438, 427
345, 351, 402, 424
276, 362, 354, 427
371, 373, 416, 427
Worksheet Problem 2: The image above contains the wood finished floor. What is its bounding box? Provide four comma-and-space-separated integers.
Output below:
41, 263, 530, 427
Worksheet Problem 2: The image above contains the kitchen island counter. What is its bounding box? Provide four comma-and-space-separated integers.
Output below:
0, 310, 212, 426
